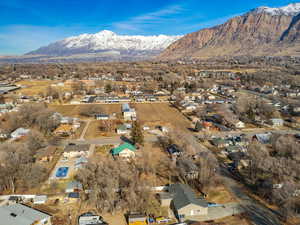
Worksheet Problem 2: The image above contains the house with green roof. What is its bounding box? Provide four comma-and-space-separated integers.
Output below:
111, 142, 137, 158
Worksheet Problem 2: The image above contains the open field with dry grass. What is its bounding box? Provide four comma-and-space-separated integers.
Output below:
49, 103, 192, 131
84, 120, 120, 139
49, 104, 122, 119
133, 103, 191, 131
15, 80, 71, 96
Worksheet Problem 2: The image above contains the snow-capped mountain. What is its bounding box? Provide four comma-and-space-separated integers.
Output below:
254, 3, 300, 16
27, 30, 182, 58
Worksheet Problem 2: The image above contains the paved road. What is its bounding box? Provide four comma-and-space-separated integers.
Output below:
187, 202, 244, 222
197, 140, 283, 225
222, 171, 282, 225
196, 128, 299, 139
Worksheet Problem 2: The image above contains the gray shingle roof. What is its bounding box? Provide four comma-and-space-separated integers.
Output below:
169, 183, 208, 210
0, 203, 50, 225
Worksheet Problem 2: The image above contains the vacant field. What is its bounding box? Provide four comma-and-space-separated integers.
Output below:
49, 103, 191, 131
133, 103, 191, 131
16, 80, 71, 96
49, 104, 122, 119
84, 120, 120, 139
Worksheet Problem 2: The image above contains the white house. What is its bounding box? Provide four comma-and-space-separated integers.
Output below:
95, 114, 109, 120
269, 118, 284, 127
33, 195, 47, 204
235, 121, 245, 129
10, 128, 30, 139
122, 103, 136, 121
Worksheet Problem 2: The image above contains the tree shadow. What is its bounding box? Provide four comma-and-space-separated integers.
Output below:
120, 136, 134, 145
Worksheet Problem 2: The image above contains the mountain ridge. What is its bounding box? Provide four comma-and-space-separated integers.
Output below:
159, 3, 300, 60
27, 30, 182, 58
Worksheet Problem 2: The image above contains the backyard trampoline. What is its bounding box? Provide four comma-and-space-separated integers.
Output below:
56, 167, 69, 178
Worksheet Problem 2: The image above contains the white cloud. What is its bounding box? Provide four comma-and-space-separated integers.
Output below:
112, 4, 184, 32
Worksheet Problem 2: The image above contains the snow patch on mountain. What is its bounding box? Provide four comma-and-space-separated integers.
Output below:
255, 3, 300, 16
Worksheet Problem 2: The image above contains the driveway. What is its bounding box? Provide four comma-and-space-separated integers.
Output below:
186, 203, 244, 222
79, 120, 91, 140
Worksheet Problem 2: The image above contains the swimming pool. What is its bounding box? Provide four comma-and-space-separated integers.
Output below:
56, 167, 69, 178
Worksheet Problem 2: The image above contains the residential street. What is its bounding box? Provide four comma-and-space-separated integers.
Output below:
196, 128, 299, 139
197, 140, 283, 225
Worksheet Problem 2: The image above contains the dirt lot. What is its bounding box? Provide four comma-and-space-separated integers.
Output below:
133, 103, 191, 131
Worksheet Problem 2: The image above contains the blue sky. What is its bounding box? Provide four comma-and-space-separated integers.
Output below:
0, 0, 297, 55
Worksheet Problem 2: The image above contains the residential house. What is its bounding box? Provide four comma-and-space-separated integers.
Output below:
116, 124, 129, 134
0, 203, 52, 225
128, 213, 147, 225
66, 180, 83, 193
53, 124, 74, 136
67, 192, 80, 202
60, 116, 73, 124
122, 103, 136, 121
167, 144, 183, 157
79, 212, 106, 225
75, 156, 88, 170
269, 118, 284, 127
10, 128, 30, 139
169, 183, 208, 221
111, 142, 136, 159
33, 195, 47, 205
63, 144, 90, 158
232, 136, 249, 147
211, 138, 231, 148
95, 114, 109, 120
253, 133, 272, 144
235, 121, 245, 129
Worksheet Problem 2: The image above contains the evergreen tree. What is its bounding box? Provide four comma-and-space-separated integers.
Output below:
195, 121, 203, 132
130, 121, 144, 145
105, 83, 113, 93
